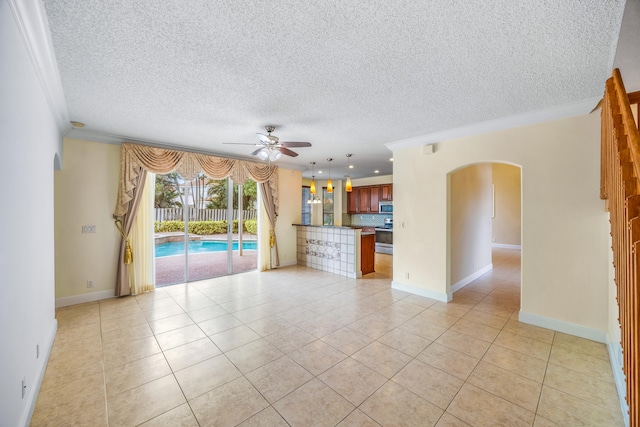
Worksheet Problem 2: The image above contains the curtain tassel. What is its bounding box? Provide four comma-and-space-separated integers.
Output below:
124, 239, 134, 264
115, 218, 134, 264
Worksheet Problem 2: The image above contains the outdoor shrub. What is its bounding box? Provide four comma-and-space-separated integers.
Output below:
188, 221, 227, 235
157, 220, 184, 232
245, 220, 257, 234
155, 219, 257, 235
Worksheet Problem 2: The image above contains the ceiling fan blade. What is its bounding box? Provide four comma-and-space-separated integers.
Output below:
257, 133, 278, 144
250, 147, 265, 156
279, 141, 312, 148
279, 147, 299, 157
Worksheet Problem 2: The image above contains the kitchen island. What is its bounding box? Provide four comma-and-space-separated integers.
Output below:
293, 224, 375, 278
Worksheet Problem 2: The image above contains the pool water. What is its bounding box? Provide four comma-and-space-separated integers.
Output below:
155, 240, 257, 257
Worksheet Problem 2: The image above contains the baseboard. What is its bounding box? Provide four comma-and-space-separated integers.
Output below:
55, 289, 114, 308
277, 259, 298, 267
20, 318, 57, 427
451, 264, 493, 293
492, 243, 522, 249
606, 333, 629, 427
391, 281, 450, 302
518, 311, 606, 343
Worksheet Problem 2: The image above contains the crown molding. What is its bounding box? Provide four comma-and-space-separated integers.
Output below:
63, 127, 307, 171
385, 97, 601, 152
8, 0, 70, 135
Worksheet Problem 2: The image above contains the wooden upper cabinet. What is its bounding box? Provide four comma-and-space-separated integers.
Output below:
380, 184, 393, 201
358, 187, 370, 213
369, 186, 380, 212
347, 189, 359, 214
347, 184, 390, 213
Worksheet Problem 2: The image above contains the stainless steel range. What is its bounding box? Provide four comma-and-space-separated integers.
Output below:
375, 218, 393, 254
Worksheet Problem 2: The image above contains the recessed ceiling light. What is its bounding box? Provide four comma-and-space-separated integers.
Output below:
389, 158, 394, 162
349, 165, 354, 169
318, 170, 323, 174
70, 121, 85, 128
374, 170, 380, 174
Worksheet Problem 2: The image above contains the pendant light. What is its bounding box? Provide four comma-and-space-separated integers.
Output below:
327, 158, 333, 193
307, 176, 321, 204
309, 162, 317, 194
345, 154, 353, 192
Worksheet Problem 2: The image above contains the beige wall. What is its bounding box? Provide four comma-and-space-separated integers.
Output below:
449, 164, 493, 286
492, 163, 522, 246
55, 140, 301, 297
273, 168, 302, 266
393, 114, 610, 335
54, 139, 121, 300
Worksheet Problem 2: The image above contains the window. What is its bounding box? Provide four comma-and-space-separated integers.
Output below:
323, 187, 333, 225
301, 186, 311, 225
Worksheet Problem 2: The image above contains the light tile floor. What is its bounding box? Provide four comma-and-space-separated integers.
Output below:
32, 249, 624, 426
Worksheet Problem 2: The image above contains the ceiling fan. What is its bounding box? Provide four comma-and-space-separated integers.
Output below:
224, 125, 312, 161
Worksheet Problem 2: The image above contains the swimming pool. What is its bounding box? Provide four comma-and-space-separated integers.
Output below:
155, 240, 257, 257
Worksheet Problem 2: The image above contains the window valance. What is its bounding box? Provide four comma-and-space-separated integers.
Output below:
114, 142, 278, 217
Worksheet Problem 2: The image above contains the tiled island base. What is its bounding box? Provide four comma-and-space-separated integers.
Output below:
295, 225, 361, 278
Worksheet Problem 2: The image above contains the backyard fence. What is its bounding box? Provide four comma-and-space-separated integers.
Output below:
155, 208, 257, 222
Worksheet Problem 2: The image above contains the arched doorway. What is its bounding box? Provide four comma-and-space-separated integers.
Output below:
447, 162, 522, 301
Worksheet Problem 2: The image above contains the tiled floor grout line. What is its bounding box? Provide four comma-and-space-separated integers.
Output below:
42, 251, 622, 426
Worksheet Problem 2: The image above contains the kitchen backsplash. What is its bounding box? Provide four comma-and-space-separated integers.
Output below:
348, 213, 393, 227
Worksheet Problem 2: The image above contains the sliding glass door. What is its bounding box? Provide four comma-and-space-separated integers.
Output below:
154, 173, 257, 286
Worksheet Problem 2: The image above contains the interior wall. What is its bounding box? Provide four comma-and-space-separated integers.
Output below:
492, 163, 522, 246
393, 114, 610, 335
449, 164, 493, 286
0, 4, 61, 425
54, 139, 121, 302
274, 168, 302, 266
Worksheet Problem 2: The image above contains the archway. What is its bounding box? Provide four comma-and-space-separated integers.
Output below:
447, 162, 522, 302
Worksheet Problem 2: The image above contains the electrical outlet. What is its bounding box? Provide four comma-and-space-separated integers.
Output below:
21, 377, 26, 399
87, 280, 93, 288
81, 225, 96, 233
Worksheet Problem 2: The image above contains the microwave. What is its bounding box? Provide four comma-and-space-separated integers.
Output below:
379, 202, 393, 213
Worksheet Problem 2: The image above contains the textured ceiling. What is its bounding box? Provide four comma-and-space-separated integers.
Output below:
43, 0, 626, 179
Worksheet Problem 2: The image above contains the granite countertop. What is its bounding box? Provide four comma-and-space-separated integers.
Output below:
292, 224, 355, 229
292, 224, 376, 235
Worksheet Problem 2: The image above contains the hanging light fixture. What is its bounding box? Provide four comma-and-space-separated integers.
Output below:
307, 175, 321, 203
327, 158, 333, 193
309, 162, 317, 194
257, 147, 282, 162
345, 154, 353, 192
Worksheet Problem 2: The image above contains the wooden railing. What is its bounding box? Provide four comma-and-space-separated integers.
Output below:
154, 208, 257, 222
601, 68, 640, 425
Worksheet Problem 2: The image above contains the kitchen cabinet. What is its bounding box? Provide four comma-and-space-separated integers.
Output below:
348, 185, 381, 214
361, 233, 375, 275
358, 187, 370, 213
369, 187, 380, 212
380, 184, 393, 201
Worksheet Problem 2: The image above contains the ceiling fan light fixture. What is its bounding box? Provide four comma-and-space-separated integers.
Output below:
257, 148, 269, 161
269, 149, 282, 161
